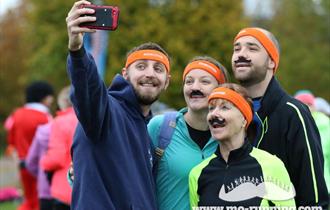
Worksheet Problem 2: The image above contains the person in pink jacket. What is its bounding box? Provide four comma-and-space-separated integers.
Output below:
40, 86, 78, 210
26, 86, 73, 210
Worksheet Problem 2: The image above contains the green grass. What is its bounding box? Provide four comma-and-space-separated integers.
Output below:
0, 201, 19, 210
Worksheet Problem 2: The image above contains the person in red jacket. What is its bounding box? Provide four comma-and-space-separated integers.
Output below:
40, 86, 78, 210
6, 81, 54, 210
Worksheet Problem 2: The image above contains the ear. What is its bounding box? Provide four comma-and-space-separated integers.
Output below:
122, 67, 128, 79
41, 95, 54, 108
268, 58, 275, 71
242, 119, 247, 128
164, 74, 171, 90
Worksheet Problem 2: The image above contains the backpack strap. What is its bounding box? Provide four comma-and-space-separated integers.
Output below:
155, 111, 178, 160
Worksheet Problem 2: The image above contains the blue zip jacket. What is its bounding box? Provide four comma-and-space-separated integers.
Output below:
67, 48, 157, 210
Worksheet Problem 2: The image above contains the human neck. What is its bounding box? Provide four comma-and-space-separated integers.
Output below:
219, 132, 245, 162
184, 108, 209, 131
140, 105, 151, 117
243, 73, 273, 99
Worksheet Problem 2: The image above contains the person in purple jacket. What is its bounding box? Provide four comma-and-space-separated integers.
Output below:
25, 123, 52, 210
26, 86, 72, 210
66, 1, 171, 209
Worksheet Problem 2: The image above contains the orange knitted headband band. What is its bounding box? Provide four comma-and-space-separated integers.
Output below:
125, 50, 170, 73
208, 87, 253, 127
183, 61, 226, 84
234, 28, 279, 72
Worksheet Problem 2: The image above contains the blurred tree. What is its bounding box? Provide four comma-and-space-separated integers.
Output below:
0, 3, 29, 120
24, 0, 73, 86
0, 3, 29, 151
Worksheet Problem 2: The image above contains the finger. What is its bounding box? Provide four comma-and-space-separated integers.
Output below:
69, 0, 92, 14
67, 8, 95, 26
71, 26, 96, 34
68, 16, 97, 33
67, 0, 95, 24
67, 14, 96, 28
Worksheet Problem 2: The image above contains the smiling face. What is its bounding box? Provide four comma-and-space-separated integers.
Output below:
231, 36, 275, 87
123, 59, 170, 105
183, 69, 219, 112
207, 98, 246, 142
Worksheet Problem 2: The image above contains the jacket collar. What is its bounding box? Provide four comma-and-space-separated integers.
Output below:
257, 77, 286, 118
108, 74, 152, 122
24, 103, 50, 113
216, 139, 253, 164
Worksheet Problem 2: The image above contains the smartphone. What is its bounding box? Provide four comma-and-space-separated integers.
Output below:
79, 4, 120, 30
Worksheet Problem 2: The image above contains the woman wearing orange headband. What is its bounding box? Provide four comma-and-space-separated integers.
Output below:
148, 56, 228, 210
189, 83, 295, 208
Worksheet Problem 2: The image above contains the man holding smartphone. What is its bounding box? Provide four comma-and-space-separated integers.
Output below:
66, 1, 171, 209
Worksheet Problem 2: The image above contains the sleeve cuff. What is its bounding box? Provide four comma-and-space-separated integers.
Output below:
69, 47, 86, 58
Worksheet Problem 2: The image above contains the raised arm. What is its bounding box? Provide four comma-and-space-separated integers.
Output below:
66, 0, 96, 51
66, 1, 110, 140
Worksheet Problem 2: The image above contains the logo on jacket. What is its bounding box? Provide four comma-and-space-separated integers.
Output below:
218, 176, 295, 201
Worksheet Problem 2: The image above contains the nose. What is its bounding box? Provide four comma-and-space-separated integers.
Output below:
236, 47, 248, 60
209, 106, 222, 117
144, 65, 156, 77
191, 80, 201, 91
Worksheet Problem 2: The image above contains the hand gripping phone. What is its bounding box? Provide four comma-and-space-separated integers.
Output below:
79, 4, 120, 30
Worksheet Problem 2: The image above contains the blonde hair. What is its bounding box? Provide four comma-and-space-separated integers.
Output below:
57, 86, 72, 110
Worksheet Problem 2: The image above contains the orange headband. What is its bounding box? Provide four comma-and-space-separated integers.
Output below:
208, 87, 253, 127
183, 61, 226, 84
125, 50, 170, 73
234, 28, 279, 73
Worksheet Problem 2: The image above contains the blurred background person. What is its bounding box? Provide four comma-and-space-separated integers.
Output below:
294, 90, 330, 200
314, 97, 330, 117
40, 86, 77, 210
6, 81, 54, 210
25, 86, 72, 210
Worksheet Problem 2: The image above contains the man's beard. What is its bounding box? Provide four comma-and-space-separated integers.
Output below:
135, 90, 159, 105
234, 64, 268, 87
127, 75, 161, 105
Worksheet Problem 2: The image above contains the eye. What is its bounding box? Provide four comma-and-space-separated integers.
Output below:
249, 47, 258, 52
220, 105, 230, 110
185, 79, 193, 85
208, 105, 215, 111
154, 65, 165, 73
201, 79, 211, 85
233, 46, 241, 52
136, 63, 146, 70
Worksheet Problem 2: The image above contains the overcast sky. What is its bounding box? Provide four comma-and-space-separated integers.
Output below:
0, 0, 20, 16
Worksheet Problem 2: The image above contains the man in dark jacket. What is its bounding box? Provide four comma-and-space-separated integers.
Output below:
231, 27, 328, 208
66, 1, 170, 209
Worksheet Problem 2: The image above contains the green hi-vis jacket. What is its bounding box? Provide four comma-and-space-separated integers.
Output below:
189, 140, 296, 208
